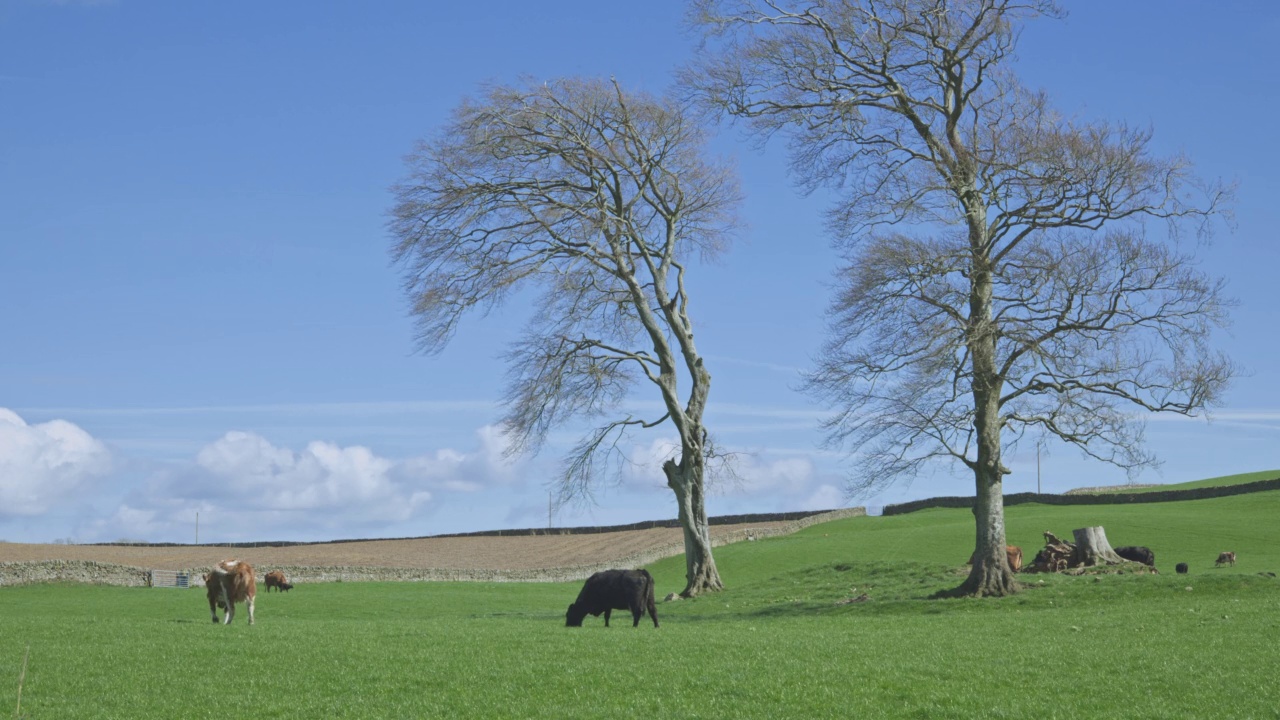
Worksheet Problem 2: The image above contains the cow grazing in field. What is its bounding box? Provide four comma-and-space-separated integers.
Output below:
565, 569, 658, 628
264, 570, 293, 593
1216, 551, 1237, 567
206, 559, 256, 625
1176, 562, 1189, 574
1115, 546, 1156, 567
1007, 545, 1023, 572
967, 545, 1023, 572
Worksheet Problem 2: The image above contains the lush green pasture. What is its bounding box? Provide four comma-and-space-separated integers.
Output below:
4, 492, 1280, 719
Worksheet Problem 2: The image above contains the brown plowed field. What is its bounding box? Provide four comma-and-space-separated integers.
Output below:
0, 520, 801, 572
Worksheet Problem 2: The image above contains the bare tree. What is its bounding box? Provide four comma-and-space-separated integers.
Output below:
389, 78, 738, 597
687, 0, 1234, 596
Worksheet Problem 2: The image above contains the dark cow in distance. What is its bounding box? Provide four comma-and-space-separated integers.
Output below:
566, 569, 658, 628
1115, 546, 1156, 567
264, 570, 293, 593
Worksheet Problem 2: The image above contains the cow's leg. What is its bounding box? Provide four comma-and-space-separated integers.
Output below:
209, 597, 219, 623
603, 608, 611, 627
247, 594, 255, 626
648, 598, 659, 628
631, 601, 643, 627
221, 586, 234, 625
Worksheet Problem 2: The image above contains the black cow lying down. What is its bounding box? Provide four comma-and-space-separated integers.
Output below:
566, 569, 659, 628
1115, 545, 1156, 567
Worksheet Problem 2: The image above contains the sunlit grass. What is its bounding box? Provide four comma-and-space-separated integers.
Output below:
1096, 469, 1280, 493
3, 490, 1279, 718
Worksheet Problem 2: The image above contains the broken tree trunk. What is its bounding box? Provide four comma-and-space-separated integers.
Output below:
1070, 526, 1124, 567
1028, 531, 1075, 573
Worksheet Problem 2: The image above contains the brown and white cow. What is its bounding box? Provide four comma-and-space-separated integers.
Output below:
1216, 551, 1237, 567
206, 559, 256, 625
967, 545, 1023, 572
264, 570, 293, 593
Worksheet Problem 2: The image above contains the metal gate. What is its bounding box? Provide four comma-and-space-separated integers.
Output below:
148, 570, 192, 588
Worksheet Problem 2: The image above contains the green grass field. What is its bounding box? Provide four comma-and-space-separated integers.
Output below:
4, 488, 1280, 718
1092, 469, 1280, 494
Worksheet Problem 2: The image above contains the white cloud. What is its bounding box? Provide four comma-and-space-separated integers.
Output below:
799, 483, 845, 511
611, 436, 825, 504
78, 425, 531, 543
614, 436, 680, 493
394, 424, 523, 492
0, 408, 112, 517
193, 431, 423, 520
714, 453, 817, 497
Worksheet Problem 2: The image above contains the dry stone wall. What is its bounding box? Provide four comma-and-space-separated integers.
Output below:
882, 477, 1280, 516
0, 560, 149, 587
183, 507, 868, 585
1, 507, 866, 588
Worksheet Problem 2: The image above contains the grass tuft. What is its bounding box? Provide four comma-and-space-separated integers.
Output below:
13, 644, 27, 720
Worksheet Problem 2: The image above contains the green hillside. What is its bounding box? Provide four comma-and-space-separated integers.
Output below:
645, 488, 1280, 593
1088, 469, 1280, 494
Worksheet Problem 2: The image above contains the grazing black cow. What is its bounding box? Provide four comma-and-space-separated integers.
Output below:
1115, 546, 1156, 567
1176, 562, 1189, 574
565, 569, 658, 628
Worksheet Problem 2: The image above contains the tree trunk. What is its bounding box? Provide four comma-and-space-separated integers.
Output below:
947, 464, 1018, 598
664, 456, 723, 597
947, 234, 1018, 598
1070, 526, 1124, 567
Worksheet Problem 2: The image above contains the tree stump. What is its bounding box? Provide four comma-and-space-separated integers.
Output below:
1070, 526, 1124, 567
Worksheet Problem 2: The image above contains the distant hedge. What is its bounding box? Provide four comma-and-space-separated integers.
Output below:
881, 477, 1280, 516
90, 508, 855, 549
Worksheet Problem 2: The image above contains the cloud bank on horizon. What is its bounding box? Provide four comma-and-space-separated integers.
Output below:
0, 406, 845, 544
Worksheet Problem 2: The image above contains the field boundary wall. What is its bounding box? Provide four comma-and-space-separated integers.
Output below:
882, 477, 1280, 516
0, 560, 149, 587
87, 508, 860, 549
0, 507, 865, 587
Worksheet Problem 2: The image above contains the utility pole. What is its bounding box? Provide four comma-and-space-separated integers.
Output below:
1037, 446, 1042, 495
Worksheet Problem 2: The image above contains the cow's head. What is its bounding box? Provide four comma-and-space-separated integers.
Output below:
565, 603, 587, 627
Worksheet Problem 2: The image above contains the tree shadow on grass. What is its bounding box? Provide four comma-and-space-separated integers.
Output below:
662, 560, 1009, 622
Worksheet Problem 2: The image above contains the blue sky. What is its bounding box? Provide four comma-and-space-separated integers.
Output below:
1, 1, 1276, 544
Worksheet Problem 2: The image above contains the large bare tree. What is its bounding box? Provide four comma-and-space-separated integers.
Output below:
687, 0, 1234, 596
389, 78, 737, 596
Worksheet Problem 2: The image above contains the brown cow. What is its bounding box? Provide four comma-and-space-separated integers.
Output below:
206, 559, 256, 625
264, 570, 293, 593
967, 545, 1023, 572
1216, 551, 1236, 567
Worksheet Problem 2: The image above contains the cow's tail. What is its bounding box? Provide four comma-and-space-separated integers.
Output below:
639, 569, 659, 627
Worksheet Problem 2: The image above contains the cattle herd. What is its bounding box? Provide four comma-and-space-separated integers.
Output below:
201, 562, 302, 625
201, 547, 1244, 627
